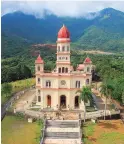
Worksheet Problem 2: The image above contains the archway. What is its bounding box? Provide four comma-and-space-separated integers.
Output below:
60, 95, 66, 108
47, 95, 51, 107
75, 96, 79, 108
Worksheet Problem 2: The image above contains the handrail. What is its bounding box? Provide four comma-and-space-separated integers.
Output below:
40, 118, 46, 144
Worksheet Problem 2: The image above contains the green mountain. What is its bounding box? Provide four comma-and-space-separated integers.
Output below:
1, 7, 124, 57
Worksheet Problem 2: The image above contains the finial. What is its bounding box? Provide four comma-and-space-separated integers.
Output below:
63, 24, 65, 27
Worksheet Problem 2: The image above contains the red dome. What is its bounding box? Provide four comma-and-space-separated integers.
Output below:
35, 55, 44, 64
84, 57, 92, 63
58, 25, 70, 38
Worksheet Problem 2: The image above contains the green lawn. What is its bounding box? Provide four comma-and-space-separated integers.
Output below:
83, 122, 96, 144
1, 78, 35, 105
1, 115, 42, 144
83, 120, 124, 144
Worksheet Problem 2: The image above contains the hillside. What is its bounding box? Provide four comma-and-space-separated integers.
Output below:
1, 8, 124, 53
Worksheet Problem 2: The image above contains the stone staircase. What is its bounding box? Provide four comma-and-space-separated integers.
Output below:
43, 120, 82, 144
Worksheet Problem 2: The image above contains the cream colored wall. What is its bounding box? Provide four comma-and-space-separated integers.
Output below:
36, 74, 92, 111
57, 42, 70, 52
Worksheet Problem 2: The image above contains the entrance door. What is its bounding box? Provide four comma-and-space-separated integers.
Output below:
75, 96, 79, 108
47, 95, 51, 107
60, 95, 66, 108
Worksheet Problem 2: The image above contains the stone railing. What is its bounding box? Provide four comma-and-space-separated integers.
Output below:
80, 110, 120, 120
40, 119, 46, 144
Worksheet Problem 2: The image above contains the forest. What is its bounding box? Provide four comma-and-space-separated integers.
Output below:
1, 43, 124, 104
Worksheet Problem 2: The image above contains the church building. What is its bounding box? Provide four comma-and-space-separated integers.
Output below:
35, 25, 92, 110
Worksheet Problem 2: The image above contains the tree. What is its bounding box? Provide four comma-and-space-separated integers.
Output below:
76, 86, 92, 122
1, 83, 12, 98
100, 78, 113, 120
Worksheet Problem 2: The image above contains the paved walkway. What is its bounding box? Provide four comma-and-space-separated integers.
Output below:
92, 89, 111, 110
15, 89, 35, 111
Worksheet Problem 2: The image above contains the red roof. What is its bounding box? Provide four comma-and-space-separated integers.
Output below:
35, 55, 44, 64
58, 25, 70, 38
84, 57, 92, 63
77, 64, 85, 70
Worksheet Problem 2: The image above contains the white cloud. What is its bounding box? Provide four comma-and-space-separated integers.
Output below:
1, 1, 124, 18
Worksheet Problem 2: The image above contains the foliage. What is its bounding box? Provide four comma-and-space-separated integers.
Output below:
76, 86, 92, 104
1, 78, 35, 105
1, 83, 12, 97
2, 8, 124, 52
15, 112, 25, 120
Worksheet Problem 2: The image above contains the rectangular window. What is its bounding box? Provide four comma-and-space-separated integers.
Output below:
37, 66, 40, 71
38, 78, 40, 84
76, 81, 80, 88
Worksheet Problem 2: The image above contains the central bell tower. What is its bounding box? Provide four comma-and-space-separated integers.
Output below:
56, 25, 71, 74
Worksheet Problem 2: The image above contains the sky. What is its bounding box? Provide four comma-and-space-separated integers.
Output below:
1, 1, 124, 18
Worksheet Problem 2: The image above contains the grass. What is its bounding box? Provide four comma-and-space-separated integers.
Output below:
83, 122, 96, 144
98, 132, 124, 144
83, 120, 124, 144
1, 78, 35, 105
1, 115, 42, 144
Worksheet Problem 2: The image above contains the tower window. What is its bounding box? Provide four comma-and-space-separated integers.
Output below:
86, 79, 89, 84
65, 68, 68, 73
87, 67, 90, 72
62, 46, 65, 52
37, 66, 40, 71
62, 67, 65, 73
67, 46, 69, 51
38, 78, 40, 84
59, 68, 61, 73
58, 46, 60, 52
46, 80, 51, 88
66, 57, 68, 60
38, 96, 41, 102
76, 81, 80, 88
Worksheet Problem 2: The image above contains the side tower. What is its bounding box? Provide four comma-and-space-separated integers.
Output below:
56, 25, 71, 74
35, 55, 44, 106
83, 57, 92, 85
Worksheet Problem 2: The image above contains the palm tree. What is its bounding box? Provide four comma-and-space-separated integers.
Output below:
100, 79, 114, 120
76, 86, 92, 122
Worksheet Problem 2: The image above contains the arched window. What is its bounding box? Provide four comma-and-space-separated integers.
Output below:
65, 68, 68, 73
76, 81, 80, 88
58, 46, 60, 52
37, 66, 40, 71
62, 67, 65, 73
87, 67, 90, 72
66, 57, 68, 60
38, 96, 41, 102
59, 68, 61, 73
67, 46, 69, 51
47, 95, 51, 106
38, 78, 40, 84
86, 79, 89, 84
46, 80, 51, 88
59, 57, 61, 60
62, 46, 65, 52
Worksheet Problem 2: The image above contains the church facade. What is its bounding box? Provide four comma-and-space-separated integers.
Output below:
35, 25, 92, 111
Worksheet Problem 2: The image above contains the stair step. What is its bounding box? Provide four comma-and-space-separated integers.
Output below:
43, 138, 81, 144
45, 132, 79, 138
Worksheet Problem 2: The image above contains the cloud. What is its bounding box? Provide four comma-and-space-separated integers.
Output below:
1, 1, 124, 18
